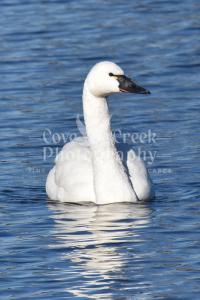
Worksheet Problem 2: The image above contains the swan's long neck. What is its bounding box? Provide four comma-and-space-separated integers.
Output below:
83, 82, 137, 204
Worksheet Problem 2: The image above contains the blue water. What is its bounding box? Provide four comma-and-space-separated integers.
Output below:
1, 0, 200, 299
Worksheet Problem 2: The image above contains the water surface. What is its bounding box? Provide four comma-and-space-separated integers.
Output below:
0, 0, 200, 299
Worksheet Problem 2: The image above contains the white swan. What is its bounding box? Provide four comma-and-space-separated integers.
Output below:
46, 61, 154, 204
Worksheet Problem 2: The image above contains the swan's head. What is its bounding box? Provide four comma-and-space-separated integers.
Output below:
85, 61, 150, 97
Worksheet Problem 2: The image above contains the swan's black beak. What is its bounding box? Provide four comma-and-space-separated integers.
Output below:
117, 75, 150, 94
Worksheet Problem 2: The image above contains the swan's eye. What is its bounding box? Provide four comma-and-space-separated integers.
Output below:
109, 72, 114, 77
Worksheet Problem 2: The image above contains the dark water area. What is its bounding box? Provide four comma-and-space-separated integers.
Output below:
0, 0, 200, 299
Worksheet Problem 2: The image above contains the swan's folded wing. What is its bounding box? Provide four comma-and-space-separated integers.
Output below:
127, 149, 154, 201
46, 137, 96, 203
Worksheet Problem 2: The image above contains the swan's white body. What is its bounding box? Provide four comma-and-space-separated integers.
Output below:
46, 61, 154, 204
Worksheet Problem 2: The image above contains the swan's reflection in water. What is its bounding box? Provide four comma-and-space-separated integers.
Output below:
48, 202, 151, 298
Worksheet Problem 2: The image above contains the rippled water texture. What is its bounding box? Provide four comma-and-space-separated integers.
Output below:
1, 0, 200, 299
